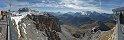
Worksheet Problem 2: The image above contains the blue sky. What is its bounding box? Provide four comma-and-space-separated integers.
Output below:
0, 0, 124, 13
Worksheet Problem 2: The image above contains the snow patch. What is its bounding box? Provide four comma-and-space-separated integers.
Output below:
22, 23, 27, 28
22, 27, 27, 34
27, 24, 31, 26
11, 12, 30, 39
22, 23, 27, 34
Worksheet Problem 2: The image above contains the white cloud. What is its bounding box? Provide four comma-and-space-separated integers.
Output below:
58, 0, 109, 13
2, 0, 110, 13
29, 0, 110, 13
2, 1, 30, 11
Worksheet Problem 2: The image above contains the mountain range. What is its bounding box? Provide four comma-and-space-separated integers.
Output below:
48, 11, 114, 26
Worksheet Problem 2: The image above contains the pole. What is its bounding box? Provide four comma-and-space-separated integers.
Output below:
6, 0, 11, 40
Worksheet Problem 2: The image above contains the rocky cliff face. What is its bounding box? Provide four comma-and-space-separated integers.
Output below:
17, 13, 62, 40
12, 12, 115, 40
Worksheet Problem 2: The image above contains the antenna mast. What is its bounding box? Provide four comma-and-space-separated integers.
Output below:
99, 0, 101, 13
9, 0, 11, 11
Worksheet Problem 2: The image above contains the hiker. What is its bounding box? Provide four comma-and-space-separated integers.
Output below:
1, 11, 6, 20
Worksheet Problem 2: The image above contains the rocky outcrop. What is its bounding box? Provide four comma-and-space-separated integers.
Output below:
13, 12, 115, 40
29, 13, 61, 32
72, 33, 81, 38
17, 13, 61, 40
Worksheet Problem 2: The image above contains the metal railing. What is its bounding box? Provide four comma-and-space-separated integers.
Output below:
6, 12, 18, 40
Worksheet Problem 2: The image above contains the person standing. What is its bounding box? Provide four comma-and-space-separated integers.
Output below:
1, 11, 6, 20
